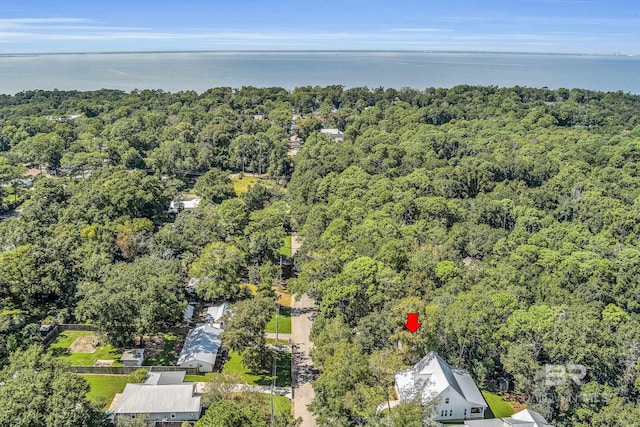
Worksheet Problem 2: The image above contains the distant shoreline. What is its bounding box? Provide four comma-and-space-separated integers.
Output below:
1, 51, 638, 95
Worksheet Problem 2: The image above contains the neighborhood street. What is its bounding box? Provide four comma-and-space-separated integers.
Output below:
291, 293, 318, 427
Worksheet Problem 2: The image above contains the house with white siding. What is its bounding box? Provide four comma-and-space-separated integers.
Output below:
395, 351, 488, 423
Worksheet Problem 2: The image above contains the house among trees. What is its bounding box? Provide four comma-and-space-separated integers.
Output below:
177, 323, 222, 372
111, 371, 201, 423
395, 351, 488, 423
319, 128, 344, 141
464, 408, 554, 427
205, 302, 228, 328
168, 197, 201, 214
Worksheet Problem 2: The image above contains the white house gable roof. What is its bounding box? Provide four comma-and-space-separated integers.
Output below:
205, 303, 228, 324
396, 351, 487, 407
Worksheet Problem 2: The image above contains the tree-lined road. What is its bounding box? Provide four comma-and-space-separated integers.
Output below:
291, 293, 317, 427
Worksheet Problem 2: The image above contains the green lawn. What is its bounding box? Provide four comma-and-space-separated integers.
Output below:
279, 234, 292, 257
220, 350, 291, 387
482, 391, 516, 418
49, 331, 122, 366
266, 306, 291, 334
185, 351, 292, 388
83, 374, 130, 408
143, 333, 181, 366
262, 394, 291, 418
48, 330, 93, 350
222, 350, 263, 384
232, 176, 275, 195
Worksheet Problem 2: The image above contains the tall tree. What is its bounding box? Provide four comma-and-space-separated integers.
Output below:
194, 168, 236, 204
0, 346, 105, 427
76, 256, 186, 347
190, 241, 246, 301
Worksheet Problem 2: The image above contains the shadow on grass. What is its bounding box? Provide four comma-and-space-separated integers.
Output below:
485, 405, 496, 419
143, 334, 181, 366
254, 350, 292, 388
49, 347, 69, 358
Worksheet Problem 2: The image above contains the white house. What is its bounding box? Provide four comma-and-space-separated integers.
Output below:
205, 302, 228, 328
320, 128, 344, 141
464, 408, 554, 427
395, 351, 488, 423
177, 323, 222, 372
168, 197, 201, 214
112, 382, 201, 423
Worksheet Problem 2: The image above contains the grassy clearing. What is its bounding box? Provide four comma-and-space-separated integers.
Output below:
143, 333, 181, 366
243, 283, 258, 295
220, 350, 291, 388
184, 373, 216, 382
49, 331, 122, 366
266, 306, 292, 334
482, 391, 516, 418
261, 394, 291, 417
244, 283, 292, 308
232, 176, 275, 195
48, 330, 94, 350
279, 234, 292, 258
83, 374, 130, 408
276, 289, 292, 307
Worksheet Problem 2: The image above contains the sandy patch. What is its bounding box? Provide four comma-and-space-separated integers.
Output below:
94, 359, 114, 367
69, 335, 100, 353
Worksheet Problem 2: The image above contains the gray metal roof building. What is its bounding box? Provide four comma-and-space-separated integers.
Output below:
177, 323, 222, 372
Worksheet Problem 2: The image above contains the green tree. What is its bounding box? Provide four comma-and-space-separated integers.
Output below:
76, 257, 185, 347
196, 399, 267, 427
0, 346, 105, 427
222, 296, 272, 371
194, 168, 236, 204
245, 202, 289, 263
190, 242, 246, 301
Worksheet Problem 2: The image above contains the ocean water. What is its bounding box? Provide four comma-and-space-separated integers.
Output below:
0, 51, 638, 95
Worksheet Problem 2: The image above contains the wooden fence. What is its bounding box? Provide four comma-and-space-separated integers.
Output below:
69, 366, 198, 375
41, 323, 99, 347
41, 324, 201, 374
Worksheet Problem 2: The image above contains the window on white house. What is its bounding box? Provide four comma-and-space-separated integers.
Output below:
445, 397, 449, 404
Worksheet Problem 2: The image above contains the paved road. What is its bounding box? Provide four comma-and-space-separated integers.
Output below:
291, 233, 302, 256
292, 293, 318, 427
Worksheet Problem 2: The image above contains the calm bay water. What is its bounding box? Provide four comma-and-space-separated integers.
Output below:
0, 51, 638, 95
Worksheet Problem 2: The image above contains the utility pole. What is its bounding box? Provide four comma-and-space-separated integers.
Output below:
258, 139, 262, 177
270, 298, 280, 426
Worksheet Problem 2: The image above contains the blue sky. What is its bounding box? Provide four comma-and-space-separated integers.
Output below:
1, 0, 639, 54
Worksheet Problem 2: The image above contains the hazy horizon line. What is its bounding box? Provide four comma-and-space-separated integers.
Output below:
0, 48, 637, 57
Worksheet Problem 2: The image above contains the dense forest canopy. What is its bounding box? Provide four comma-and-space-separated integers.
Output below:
1, 84, 640, 426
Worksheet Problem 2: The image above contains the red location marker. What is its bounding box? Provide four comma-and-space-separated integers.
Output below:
404, 313, 422, 333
